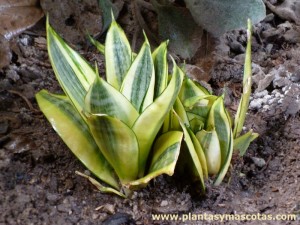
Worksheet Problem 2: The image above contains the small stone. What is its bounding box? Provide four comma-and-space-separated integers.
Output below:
184, 64, 209, 82
92, 213, 99, 220
6, 68, 20, 82
57, 204, 70, 213
19, 36, 30, 46
283, 28, 300, 43
96, 204, 115, 214
249, 98, 264, 110
160, 200, 168, 207
251, 157, 266, 168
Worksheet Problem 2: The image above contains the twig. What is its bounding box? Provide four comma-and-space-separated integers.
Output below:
8, 90, 39, 113
258, 155, 272, 173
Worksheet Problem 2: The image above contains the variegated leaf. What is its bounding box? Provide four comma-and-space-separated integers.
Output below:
98, 0, 124, 33
88, 35, 105, 54
196, 129, 221, 175
87, 114, 139, 183
179, 77, 210, 104
183, 95, 217, 108
36, 90, 119, 189
173, 111, 205, 189
105, 19, 132, 89
127, 131, 183, 189
170, 98, 189, 131
206, 96, 230, 165
187, 128, 208, 179
234, 130, 258, 156
233, 20, 253, 138
214, 130, 233, 186
76, 171, 125, 197
47, 19, 96, 118
121, 35, 155, 112
85, 76, 139, 127
133, 59, 183, 177
152, 41, 169, 99
206, 96, 233, 185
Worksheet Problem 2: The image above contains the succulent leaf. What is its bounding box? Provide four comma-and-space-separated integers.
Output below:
105, 19, 132, 89
36, 90, 119, 189
88, 35, 105, 54
121, 36, 155, 113
76, 171, 125, 197
179, 77, 210, 104
234, 130, 258, 156
173, 111, 205, 190
206, 97, 230, 164
206, 97, 233, 185
152, 41, 169, 98
46, 19, 96, 119
133, 60, 183, 177
85, 75, 139, 127
127, 131, 183, 189
196, 129, 221, 175
233, 19, 253, 138
87, 114, 139, 183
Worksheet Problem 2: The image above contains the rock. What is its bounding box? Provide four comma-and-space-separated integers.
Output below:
160, 200, 168, 207
184, 64, 209, 82
4, 135, 35, 153
6, 66, 20, 82
273, 74, 292, 88
290, 71, 300, 82
264, 0, 300, 25
283, 27, 300, 43
256, 73, 275, 92
249, 98, 264, 110
261, 27, 284, 42
228, 38, 245, 54
0, 79, 12, 92
282, 84, 300, 117
251, 157, 266, 168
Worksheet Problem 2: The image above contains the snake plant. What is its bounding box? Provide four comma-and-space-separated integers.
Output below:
36, 17, 184, 196
164, 19, 258, 189
36, 16, 257, 196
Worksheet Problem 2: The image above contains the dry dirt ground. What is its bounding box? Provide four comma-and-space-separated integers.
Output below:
0, 2, 300, 225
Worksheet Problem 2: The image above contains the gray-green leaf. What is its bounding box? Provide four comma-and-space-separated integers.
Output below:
184, 0, 266, 36
152, 0, 203, 59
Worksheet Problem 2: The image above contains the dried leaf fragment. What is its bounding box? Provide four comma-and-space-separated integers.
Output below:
0, 0, 44, 40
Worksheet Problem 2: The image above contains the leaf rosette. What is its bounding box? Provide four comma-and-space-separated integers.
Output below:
36, 17, 184, 196
36, 16, 257, 196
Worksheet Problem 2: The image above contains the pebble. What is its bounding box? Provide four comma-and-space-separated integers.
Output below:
46, 193, 60, 203
249, 98, 264, 110
251, 157, 266, 168
160, 200, 168, 207
100, 204, 115, 214
6, 67, 20, 82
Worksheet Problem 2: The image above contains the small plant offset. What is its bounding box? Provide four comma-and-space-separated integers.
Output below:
36, 17, 257, 197
167, 20, 258, 189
